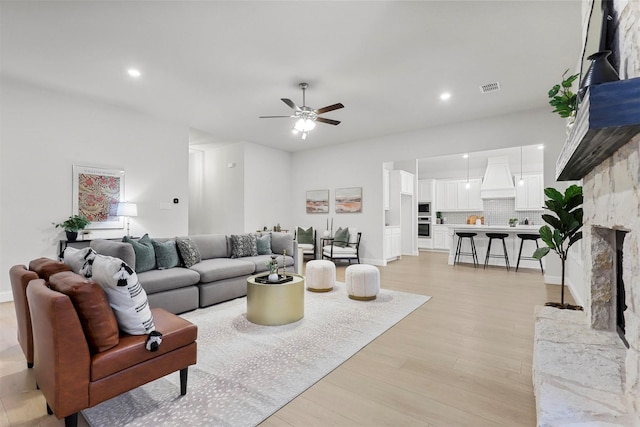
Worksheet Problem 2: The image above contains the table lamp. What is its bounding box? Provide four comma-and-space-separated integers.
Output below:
116, 202, 138, 237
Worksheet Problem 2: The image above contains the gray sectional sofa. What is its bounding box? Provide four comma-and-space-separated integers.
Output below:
89, 232, 298, 314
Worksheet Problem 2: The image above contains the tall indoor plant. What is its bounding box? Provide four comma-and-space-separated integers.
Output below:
533, 185, 583, 310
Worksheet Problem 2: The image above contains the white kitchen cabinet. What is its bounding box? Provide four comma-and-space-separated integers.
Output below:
418, 179, 433, 201
515, 173, 544, 210
383, 169, 390, 210
384, 226, 401, 260
432, 225, 450, 250
435, 178, 482, 211
418, 237, 433, 249
400, 171, 414, 195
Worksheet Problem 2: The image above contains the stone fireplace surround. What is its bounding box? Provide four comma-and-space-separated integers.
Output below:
532, 1, 640, 425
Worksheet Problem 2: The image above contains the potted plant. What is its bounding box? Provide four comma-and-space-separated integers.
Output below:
508, 218, 518, 227
548, 69, 579, 120
436, 211, 442, 224
533, 185, 583, 310
54, 214, 91, 242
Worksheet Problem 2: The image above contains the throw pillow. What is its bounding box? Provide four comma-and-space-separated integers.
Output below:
229, 233, 258, 258
151, 239, 180, 269
123, 233, 156, 273
334, 227, 350, 247
256, 233, 272, 255
62, 246, 96, 277
48, 271, 119, 353
297, 227, 314, 244
90, 254, 156, 335
176, 237, 202, 268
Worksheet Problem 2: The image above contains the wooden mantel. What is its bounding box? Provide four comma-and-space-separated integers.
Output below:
556, 77, 640, 181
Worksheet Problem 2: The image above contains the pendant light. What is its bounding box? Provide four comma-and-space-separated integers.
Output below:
518, 146, 524, 186
465, 153, 470, 190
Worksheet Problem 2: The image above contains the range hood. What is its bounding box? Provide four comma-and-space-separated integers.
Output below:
480, 156, 515, 199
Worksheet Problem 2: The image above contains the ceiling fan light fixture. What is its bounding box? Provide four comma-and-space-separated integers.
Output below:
294, 118, 316, 132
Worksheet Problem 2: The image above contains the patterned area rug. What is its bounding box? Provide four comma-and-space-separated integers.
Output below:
83, 283, 430, 426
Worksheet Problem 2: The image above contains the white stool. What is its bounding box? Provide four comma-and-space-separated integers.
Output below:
305, 260, 336, 292
345, 264, 380, 301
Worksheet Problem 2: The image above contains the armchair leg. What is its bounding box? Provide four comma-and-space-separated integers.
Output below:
46, 403, 52, 415
65, 413, 78, 427
27, 362, 33, 369
180, 367, 188, 396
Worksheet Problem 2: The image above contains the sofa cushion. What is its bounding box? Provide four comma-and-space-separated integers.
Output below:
90, 307, 197, 382
229, 233, 258, 258
243, 254, 295, 273
136, 267, 200, 294
297, 227, 313, 244
189, 234, 229, 259
189, 258, 255, 283
271, 232, 294, 256
123, 234, 156, 273
91, 239, 136, 268
28, 257, 71, 281
176, 237, 202, 268
334, 227, 350, 248
48, 271, 119, 353
256, 233, 272, 255
90, 254, 155, 336
151, 239, 180, 269
62, 246, 95, 276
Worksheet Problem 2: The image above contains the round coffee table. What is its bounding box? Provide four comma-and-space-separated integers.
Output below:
246, 273, 305, 325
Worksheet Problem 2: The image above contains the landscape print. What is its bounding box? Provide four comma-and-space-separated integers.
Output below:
306, 190, 329, 213
335, 187, 362, 213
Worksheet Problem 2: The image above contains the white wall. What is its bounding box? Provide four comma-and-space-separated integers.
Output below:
243, 142, 292, 233
0, 77, 190, 301
291, 107, 569, 265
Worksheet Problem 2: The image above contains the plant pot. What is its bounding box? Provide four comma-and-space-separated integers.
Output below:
65, 231, 78, 242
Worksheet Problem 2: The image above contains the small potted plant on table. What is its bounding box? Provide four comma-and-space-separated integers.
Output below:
54, 214, 91, 242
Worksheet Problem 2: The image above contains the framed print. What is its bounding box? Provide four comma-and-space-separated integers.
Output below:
72, 165, 125, 229
306, 189, 329, 213
335, 187, 362, 213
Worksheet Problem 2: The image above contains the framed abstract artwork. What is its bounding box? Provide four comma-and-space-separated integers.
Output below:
306, 189, 329, 213
335, 187, 362, 213
72, 165, 125, 229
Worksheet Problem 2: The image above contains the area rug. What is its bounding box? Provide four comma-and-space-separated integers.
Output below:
83, 283, 430, 427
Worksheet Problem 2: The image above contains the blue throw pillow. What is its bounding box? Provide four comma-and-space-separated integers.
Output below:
151, 239, 180, 269
256, 234, 272, 255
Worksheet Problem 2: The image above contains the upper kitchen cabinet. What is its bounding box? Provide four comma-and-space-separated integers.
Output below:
400, 170, 414, 195
515, 173, 544, 210
383, 169, 390, 210
418, 179, 433, 201
435, 178, 482, 211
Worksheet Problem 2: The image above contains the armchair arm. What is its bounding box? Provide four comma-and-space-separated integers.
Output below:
27, 279, 91, 419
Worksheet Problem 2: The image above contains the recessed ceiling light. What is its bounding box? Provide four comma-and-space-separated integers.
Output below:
127, 68, 141, 78
462, 153, 469, 159
440, 92, 451, 101
537, 144, 544, 150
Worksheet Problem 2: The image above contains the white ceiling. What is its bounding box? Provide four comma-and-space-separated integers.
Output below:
0, 1, 583, 152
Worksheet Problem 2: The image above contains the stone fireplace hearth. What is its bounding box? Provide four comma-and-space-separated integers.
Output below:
532, 1, 640, 425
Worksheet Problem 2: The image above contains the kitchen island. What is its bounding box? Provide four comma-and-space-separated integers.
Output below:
445, 224, 544, 270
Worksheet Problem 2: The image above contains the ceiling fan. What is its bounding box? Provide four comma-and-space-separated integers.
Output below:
259, 83, 344, 140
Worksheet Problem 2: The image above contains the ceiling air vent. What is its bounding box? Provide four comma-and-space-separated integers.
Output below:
480, 82, 501, 94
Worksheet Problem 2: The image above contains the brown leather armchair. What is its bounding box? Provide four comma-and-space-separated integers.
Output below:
27, 278, 198, 427
9, 265, 39, 368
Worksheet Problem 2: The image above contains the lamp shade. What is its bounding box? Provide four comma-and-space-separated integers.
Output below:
116, 202, 138, 217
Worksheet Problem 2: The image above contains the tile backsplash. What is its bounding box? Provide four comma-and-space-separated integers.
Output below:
438, 198, 543, 226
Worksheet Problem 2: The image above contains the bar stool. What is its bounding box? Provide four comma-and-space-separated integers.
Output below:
454, 232, 479, 267
516, 233, 544, 273
484, 233, 510, 271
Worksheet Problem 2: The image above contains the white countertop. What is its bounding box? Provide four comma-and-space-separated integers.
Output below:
445, 224, 541, 232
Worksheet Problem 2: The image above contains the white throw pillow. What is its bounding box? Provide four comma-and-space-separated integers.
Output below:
348, 227, 359, 244
62, 246, 96, 277
90, 254, 156, 336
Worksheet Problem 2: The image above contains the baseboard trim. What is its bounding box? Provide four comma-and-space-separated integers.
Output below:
543, 274, 562, 285
0, 291, 13, 303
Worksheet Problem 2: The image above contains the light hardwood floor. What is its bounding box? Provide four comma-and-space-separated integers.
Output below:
0, 252, 571, 426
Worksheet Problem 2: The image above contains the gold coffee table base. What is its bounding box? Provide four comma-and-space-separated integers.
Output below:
246, 273, 304, 325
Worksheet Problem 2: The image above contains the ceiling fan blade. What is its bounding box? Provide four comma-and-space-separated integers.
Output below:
281, 98, 301, 111
259, 115, 293, 119
315, 103, 344, 114
316, 117, 341, 126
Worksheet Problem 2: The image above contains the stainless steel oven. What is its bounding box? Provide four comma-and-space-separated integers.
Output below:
418, 218, 431, 238
418, 202, 431, 216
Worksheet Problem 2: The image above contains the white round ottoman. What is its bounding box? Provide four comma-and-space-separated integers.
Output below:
305, 260, 336, 292
345, 264, 380, 301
